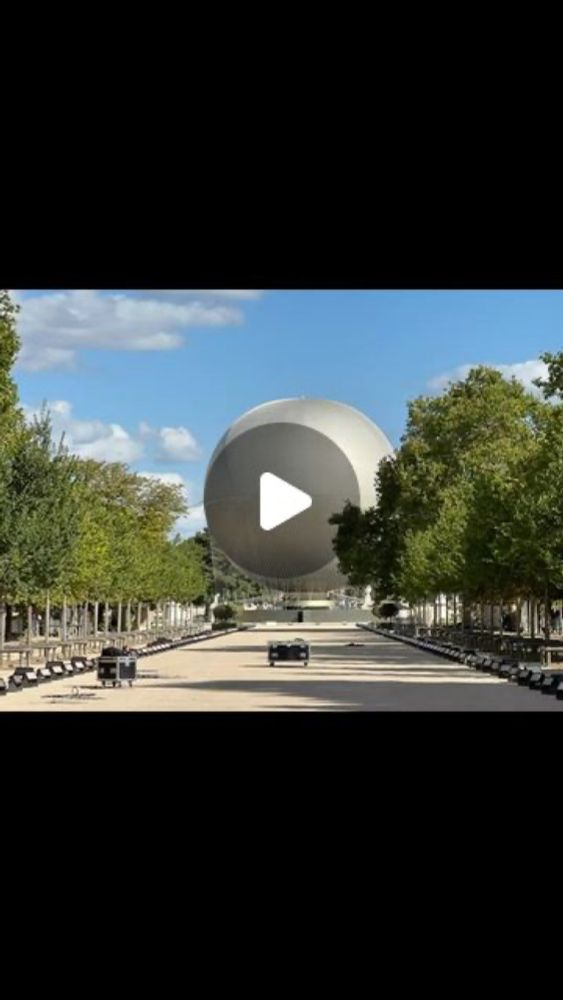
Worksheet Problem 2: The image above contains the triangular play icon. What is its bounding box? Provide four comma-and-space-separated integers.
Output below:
260, 472, 312, 531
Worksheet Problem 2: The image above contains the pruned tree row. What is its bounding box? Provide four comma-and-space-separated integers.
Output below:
0, 290, 207, 646
331, 355, 563, 640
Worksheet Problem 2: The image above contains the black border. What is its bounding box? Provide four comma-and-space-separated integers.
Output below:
3, 197, 560, 289
3, 201, 560, 832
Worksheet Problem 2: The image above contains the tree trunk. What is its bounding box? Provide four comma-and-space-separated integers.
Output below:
62, 596, 67, 641
453, 594, 457, 630
5, 604, 12, 642
499, 599, 504, 639
45, 591, 50, 641
104, 601, 109, 639
545, 585, 551, 643
462, 596, 471, 631
0, 602, 6, 654
94, 600, 99, 638
27, 604, 33, 644
117, 600, 122, 636
127, 599, 132, 633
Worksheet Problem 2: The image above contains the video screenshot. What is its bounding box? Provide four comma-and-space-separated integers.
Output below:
1, 288, 562, 712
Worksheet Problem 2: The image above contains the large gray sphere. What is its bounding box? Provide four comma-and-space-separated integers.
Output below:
204, 398, 393, 591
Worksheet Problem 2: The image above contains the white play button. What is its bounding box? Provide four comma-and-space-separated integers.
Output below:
260, 472, 312, 531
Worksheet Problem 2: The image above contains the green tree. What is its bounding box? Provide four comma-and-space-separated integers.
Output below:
331, 366, 545, 624
0, 290, 25, 625
534, 351, 563, 400
213, 603, 236, 623
0, 290, 22, 439
9, 408, 82, 603
189, 529, 263, 609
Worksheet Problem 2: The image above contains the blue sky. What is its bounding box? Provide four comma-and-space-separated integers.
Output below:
12, 289, 563, 535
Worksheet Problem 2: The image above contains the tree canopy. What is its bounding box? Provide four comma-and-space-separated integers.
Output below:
188, 528, 265, 606
331, 359, 563, 613
0, 290, 206, 618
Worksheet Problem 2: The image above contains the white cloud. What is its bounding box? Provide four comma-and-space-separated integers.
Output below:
142, 290, 264, 301
496, 359, 549, 392
428, 366, 470, 392
76, 425, 144, 463
175, 504, 207, 538
14, 289, 246, 371
138, 422, 201, 462
428, 358, 549, 396
49, 400, 72, 415
20, 347, 76, 372
23, 400, 143, 463
23, 401, 202, 467
156, 426, 201, 462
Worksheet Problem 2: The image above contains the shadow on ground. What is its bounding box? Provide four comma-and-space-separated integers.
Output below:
142, 677, 563, 711
177, 639, 467, 665
142, 633, 563, 710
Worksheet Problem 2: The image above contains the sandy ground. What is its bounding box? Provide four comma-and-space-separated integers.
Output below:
1, 627, 562, 711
